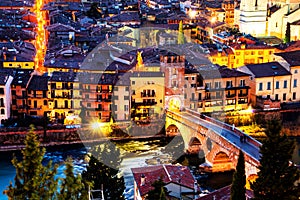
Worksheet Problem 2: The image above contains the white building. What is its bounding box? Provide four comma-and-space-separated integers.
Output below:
0, 74, 13, 124
238, 0, 268, 36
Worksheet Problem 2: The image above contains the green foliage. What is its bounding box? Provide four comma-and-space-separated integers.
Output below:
146, 177, 169, 200
284, 22, 291, 43
177, 20, 184, 45
82, 142, 125, 200
58, 157, 88, 200
250, 120, 300, 200
230, 150, 246, 200
3, 125, 59, 199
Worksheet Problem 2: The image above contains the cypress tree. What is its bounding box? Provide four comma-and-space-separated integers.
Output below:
284, 22, 291, 43
250, 120, 300, 200
177, 20, 184, 45
230, 150, 246, 200
3, 125, 58, 199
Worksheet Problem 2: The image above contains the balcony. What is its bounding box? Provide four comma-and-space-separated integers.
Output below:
99, 89, 113, 93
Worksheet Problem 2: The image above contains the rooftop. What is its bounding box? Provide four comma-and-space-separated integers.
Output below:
245, 62, 291, 78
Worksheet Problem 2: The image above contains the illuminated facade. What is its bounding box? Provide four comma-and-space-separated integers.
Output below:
26, 75, 49, 117
0, 73, 13, 124
238, 62, 294, 109
238, 0, 268, 36
185, 66, 251, 113
48, 72, 81, 121
209, 44, 276, 68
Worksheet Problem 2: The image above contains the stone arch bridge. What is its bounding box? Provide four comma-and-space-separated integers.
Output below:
165, 108, 261, 180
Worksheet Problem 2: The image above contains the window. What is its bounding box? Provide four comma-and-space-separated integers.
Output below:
0, 88, 4, 94
267, 82, 271, 90
259, 83, 263, 91
293, 92, 296, 100
184, 93, 187, 99
276, 81, 279, 89
205, 83, 211, 89
125, 87, 129, 91
240, 79, 245, 87
198, 93, 202, 100
215, 81, 221, 88
124, 105, 129, 111
283, 93, 286, 101
0, 108, 4, 114
114, 86, 118, 91
295, 70, 298, 74
132, 90, 135, 95
192, 77, 195, 80
114, 95, 118, 100
44, 100, 47, 106
124, 96, 129, 100
87, 103, 91, 108
0, 98, 3, 107
275, 94, 279, 100
226, 81, 232, 88
284, 80, 287, 88
294, 79, 297, 88
132, 81, 135, 85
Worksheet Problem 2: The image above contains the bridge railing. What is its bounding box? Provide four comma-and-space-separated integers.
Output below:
184, 108, 262, 148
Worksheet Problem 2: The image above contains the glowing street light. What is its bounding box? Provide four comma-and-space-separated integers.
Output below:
189, 9, 197, 19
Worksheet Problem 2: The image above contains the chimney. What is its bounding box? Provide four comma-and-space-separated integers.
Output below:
140, 174, 145, 186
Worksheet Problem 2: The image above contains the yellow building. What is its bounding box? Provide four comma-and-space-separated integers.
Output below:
209, 44, 276, 68
130, 72, 165, 122
26, 75, 50, 117
48, 72, 81, 122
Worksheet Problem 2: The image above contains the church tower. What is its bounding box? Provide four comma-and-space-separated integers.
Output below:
239, 0, 268, 36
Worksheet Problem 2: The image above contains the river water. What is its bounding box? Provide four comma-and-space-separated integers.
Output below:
0, 138, 299, 200
0, 139, 174, 200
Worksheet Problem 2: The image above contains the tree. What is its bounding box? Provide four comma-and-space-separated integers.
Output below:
284, 22, 291, 43
58, 157, 88, 200
230, 150, 246, 200
3, 125, 59, 199
177, 20, 184, 45
147, 177, 169, 200
82, 142, 125, 200
250, 119, 300, 200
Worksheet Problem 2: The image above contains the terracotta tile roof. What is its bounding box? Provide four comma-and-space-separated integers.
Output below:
131, 165, 196, 196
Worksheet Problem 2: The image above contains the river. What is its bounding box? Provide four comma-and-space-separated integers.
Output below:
0, 138, 299, 200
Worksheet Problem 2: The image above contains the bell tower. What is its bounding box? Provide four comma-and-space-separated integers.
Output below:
239, 0, 268, 36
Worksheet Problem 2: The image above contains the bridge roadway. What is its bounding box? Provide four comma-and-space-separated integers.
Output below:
167, 109, 261, 163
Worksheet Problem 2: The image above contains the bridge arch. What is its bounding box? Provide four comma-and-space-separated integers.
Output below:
187, 137, 202, 154
210, 151, 235, 172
